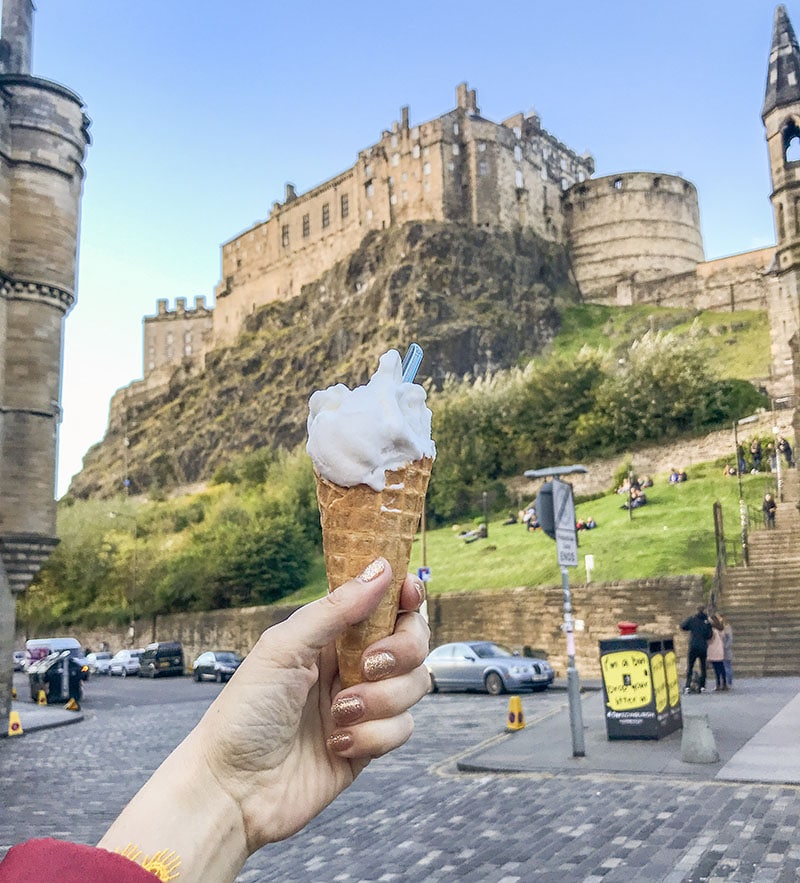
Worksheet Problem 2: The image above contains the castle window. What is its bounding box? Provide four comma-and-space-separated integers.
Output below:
452, 143, 460, 156
281, 224, 290, 247
778, 202, 786, 239
478, 142, 486, 152
613, 178, 623, 190
514, 145, 522, 162
412, 144, 420, 159
516, 169, 524, 189
653, 176, 661, 188
388, 176, 394, 187
322, 203, 330, 228
366, 182, 374, 198
366, 208, 373, 221
478, 160, 489, 176
302, 214, 310, 238
390, 194, 397, 205
340, 194, 349, 219
391, 153, 400, 166
453, 123, 459, 135
423, 162, 431, 175
365, 163, 372, 176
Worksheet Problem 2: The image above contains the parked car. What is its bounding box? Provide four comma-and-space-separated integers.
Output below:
192, 650, 243, 683
424, 641, 554, 695
138, 642, 184, 678
13, 650, 26, 671
86, 651, 113, 675
109, 648, 143, 677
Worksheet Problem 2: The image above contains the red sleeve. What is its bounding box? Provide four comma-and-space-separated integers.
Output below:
0, 838, 158, 882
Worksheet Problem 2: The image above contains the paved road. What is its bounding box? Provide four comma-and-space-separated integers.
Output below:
3, 676, 800, 882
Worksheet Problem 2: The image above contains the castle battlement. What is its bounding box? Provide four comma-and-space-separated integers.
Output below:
143, 295, 213, 376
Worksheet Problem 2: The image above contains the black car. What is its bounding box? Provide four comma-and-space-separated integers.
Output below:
192, 650, 243, 683
137, 642, 184, 678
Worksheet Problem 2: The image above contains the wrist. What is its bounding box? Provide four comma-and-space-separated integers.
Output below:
98, 730, 249, 882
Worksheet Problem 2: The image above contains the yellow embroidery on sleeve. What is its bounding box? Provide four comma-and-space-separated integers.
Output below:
115, 843, 181, 880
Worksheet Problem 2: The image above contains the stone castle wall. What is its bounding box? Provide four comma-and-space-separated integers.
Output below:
34, 575, 705, 683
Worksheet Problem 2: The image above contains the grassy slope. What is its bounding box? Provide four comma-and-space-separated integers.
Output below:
281, 463, 777, 605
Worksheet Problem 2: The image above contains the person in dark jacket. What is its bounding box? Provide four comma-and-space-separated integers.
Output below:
681, 606, 712, 693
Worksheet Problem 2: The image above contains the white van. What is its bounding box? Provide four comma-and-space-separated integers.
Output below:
24, 637, 89, 672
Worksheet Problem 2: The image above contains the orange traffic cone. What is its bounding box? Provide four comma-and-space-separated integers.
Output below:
8, 711, 23, 737
507, 695, 525, 731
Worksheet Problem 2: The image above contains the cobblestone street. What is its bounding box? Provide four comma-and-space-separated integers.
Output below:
3, 684, 800, 881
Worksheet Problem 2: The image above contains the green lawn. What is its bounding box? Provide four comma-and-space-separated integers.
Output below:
282, 461, 777, 604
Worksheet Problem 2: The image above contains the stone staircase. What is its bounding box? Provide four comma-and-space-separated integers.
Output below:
719, 467, 800, 676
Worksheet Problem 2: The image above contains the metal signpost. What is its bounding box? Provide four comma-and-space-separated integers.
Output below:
524, 464, 587, 757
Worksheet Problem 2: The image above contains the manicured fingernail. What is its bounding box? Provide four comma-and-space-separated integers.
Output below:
414, 579, 426, 606
363, 650, 396, 681
326, 731, 353, 753
357, 559, 385, 582
331, 695, 365, 725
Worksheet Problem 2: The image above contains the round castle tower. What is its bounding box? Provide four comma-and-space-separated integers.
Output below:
0, 0, 91, 592
563, 172, 704, 302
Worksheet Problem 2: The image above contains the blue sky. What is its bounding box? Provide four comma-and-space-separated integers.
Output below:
31, 0, 785, 496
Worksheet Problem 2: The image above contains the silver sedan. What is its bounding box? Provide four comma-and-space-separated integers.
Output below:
425, 641, 554, 695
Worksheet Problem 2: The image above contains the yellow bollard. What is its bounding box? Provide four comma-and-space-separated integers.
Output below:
8, 711, 23, 737
507, 695, 525, 731
37, 690, 47, 706
11, 686, 16, 700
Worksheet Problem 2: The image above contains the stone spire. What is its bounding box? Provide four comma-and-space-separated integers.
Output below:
763, 5, 800, 119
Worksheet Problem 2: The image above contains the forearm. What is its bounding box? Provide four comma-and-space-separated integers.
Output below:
98, 730, 249, 883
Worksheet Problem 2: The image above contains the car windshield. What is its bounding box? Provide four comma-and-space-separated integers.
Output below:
471, 642, 515, 659
215, 652, 241, 663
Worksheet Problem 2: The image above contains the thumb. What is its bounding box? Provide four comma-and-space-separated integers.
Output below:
280, 558, 394, 655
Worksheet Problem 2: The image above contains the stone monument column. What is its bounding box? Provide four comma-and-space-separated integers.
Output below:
0, 0, 90, 725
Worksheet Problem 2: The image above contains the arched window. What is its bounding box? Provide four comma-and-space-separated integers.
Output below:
783, 120, 800, 162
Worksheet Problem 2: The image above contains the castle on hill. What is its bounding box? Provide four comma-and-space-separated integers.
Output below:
136, 8, 800, 411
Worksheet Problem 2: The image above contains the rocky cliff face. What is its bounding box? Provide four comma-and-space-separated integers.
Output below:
68, 222, 578, 499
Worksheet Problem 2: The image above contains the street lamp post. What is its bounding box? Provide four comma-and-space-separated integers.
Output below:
109, 511, 137, 644
524, 464, 588, 758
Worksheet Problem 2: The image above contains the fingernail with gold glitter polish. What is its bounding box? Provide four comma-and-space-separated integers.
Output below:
326, 731, 353, 753
357, 559, 385, 582
363, 650, 396, 681
331, 695, 365, 725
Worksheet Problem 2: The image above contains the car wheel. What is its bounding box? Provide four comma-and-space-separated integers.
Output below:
484, 672, 505, 695
120, 667, 127, 678
215, 671, 223, 683
194, 669, 201, 682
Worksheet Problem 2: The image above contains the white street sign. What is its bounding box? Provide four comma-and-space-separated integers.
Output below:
553, 478, 578, 567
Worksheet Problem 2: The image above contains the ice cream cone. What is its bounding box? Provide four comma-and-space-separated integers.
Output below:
315, 455, 433, 687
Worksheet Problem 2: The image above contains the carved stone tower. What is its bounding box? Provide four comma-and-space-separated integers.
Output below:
0, 0, 90, 723
763, 4, 800, 395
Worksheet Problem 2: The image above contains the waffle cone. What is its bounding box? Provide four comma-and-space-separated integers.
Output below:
315, 456, 433, 688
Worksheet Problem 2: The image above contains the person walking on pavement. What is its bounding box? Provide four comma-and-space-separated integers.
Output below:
763, 492, 777, 529
707, 614, 727, 691
681, 605, 712, 693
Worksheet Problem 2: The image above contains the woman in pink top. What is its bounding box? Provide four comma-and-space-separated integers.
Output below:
707, 614, 727, 691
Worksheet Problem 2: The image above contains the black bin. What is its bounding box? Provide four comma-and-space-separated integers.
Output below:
599, 622, 682, 740
28, 651, 84, 704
